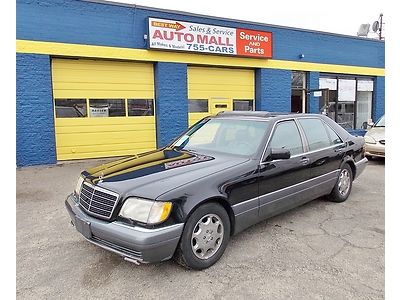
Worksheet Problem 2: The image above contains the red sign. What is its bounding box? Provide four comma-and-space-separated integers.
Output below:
236, 28, 273, 58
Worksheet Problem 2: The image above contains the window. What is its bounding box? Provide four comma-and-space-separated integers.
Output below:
269, 121, 303, 156
319, 75, 374, 130
298, 119, 331, 151
55, 99, 87, 118
173, 119, 269, 156
292, 72, 306, 89
374, 115, 385, 127
356, 79, 373, 129
128, 99, 154, 116
89, 99, 125, 117
324, 124, 343, 145
233, 100, 254, 111
189, 100, 208, 113
188, 122, 220, 145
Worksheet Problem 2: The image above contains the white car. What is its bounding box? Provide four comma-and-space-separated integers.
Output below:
364, 115, 385, 159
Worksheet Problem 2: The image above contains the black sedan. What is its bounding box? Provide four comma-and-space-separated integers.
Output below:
66, 111, 368, 270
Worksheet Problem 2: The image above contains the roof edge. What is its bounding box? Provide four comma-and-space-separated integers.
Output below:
82, 0, 384, 43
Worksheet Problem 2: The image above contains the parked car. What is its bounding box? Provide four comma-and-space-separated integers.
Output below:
364, 114, 385, 159
65, 112, 368, 270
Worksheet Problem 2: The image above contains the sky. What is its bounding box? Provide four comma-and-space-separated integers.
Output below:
107, 0, 386, 38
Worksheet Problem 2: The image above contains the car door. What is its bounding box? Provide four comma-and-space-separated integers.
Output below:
258, 119, 311, 219
296, 117, 345, 196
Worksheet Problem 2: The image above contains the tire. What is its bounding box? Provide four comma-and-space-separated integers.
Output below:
175, 202, 230, 270
328, 163, 353, 203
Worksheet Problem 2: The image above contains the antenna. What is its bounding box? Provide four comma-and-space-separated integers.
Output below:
357, 13, 384, 40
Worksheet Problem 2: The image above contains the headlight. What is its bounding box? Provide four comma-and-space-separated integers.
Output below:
364, 135, 376, 144
75, 176, 84, 196
119, 197, 172, 224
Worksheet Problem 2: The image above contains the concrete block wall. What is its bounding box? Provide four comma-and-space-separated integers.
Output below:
154, 62, 188, 147
16, 54, 56, 167
256, 69, 291, 112
373, 76, 385, 121
307, 72, 320, 113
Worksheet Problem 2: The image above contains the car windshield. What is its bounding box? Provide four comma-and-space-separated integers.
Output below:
172, 118, 270, 156
374, 115, 385, 127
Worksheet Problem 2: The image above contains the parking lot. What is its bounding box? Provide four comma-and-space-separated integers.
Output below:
16, 158, 384, 299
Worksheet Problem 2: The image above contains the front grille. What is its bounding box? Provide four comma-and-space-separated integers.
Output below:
79, 182, 119, 219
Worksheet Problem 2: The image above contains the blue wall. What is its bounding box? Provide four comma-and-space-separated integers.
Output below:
373, 76, 385, 121
307, 72, 320, 113
256, 69, 291, 112
16, 0, 384, 68
154, 62, 188, 147
16, 54, 56, 167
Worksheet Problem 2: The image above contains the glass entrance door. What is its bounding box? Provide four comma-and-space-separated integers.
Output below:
291, 71, 307, 113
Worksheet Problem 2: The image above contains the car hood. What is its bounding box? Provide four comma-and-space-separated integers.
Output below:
83, 148, 249, 200
365, 127, 385, 141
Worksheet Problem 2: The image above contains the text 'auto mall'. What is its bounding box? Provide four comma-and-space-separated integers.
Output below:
16, 0, 385, 167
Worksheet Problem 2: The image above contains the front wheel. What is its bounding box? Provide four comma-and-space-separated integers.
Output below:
175, 202, 230, 270
328, 163, 353, 203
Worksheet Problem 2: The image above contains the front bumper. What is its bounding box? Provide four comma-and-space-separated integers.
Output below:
354, 157, 368, 179
65, 194, 184, 264
365, 143, 385, 158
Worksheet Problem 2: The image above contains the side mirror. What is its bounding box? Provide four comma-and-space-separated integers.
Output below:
267, 148, 291, 161
362, 121, 374, 129
362, 122, 368, 129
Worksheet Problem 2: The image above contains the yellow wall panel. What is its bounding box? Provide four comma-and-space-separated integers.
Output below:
52, 58, 156, 160
188, 67, 254, 126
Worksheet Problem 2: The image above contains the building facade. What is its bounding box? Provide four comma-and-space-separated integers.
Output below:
16, 0, 385, 167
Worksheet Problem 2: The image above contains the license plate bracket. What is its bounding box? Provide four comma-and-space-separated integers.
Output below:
75, 215, 92, 239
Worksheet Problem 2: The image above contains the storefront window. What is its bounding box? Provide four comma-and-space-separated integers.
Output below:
356, 80, 374, 129
128, 99, 154, 116
319, 75, 374, 130
88, 99, 125, 117
189, 99, 209, 113
54, 99, 87, 118
233, 100, 254, 111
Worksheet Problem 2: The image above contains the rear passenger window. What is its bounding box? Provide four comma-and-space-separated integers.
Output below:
298, 119, 331, 151
325, 124, 343, 145
269, 121, 303, 156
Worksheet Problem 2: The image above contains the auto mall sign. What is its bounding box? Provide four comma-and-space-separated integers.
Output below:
148, 18, 273, 58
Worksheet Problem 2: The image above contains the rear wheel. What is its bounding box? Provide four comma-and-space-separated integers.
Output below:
175, 202, 230, 270
328, 163, 353, 203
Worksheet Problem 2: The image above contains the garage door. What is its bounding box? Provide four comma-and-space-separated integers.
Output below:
188, 66, 255, 126
52, 59, 155, 160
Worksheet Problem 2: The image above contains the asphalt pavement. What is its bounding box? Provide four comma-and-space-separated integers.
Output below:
16, 158, 385, 299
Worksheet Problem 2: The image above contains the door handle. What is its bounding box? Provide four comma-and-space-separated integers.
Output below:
300, 157, 310, 165
334, 147, 344, 153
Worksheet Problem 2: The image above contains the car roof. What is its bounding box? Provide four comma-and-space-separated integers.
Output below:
215, 111, 323, 120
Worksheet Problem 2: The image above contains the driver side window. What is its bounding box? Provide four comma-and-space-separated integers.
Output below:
269, 120, 304, 156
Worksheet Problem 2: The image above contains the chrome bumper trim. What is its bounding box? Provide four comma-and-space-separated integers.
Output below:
354, 157, 368, 179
